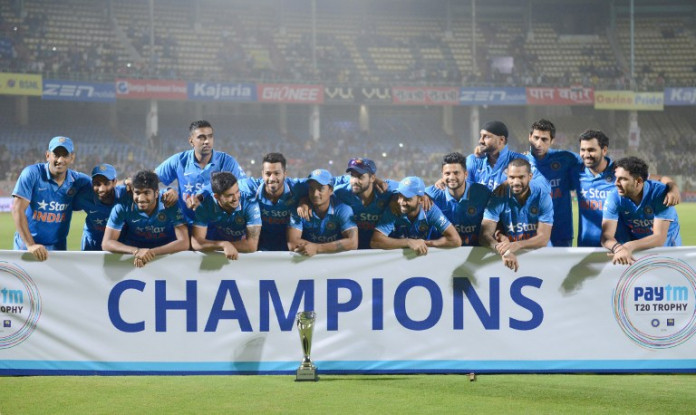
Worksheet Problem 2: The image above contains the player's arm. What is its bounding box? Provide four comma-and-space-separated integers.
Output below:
102, 226, 152, 267
287, 226, 308, 252
191, 225, 240, 260
150, 224, 190, 256
425, 224, 462, 248
479, 219, 500, 249
370, 229, 428, 255
506, 222, 552, 252
614, 219, 671, 265
233, 225, 261, 253
11, 196, 48, 261
651, 175, 681, 206
601, 219, 635, 266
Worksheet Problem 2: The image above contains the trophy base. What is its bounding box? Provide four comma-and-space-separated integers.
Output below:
295, 366, 319, 382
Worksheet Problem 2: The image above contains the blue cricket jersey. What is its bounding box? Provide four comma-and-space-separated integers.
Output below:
289, 200, 356, 244
12, 163, 91, 250
425, 183, 491, 246
156, 149, 246, 224
333, 179, 398, 249
483, 181, 554, 242
106, 190, 187, 249
193, 190, 261, 242
374, 204, 452, 240
73, 184, 130, 251
527, 148, 582, 246
242, 177, 307, 251
602, 180, 681, 246
571, 157, 623, 247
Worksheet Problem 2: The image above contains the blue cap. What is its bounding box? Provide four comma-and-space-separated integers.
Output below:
48, 136, 74, 154
397, 176, 425, 198
308, 169, 333, 186
91, 163, 117, 180
346, 158, 377, 175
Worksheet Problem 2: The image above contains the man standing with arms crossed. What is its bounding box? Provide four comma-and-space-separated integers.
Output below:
156, 120, 246, 225
12, 136, 91, 260
480, 159, 553, 272
601, 157, 681, 266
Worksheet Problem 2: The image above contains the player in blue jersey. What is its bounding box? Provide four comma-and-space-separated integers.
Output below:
601, 157, 681, 266
73, 163, 130, 251
525, 119, 582, 247
102, 170, 189, 267
332, 158, 397, 249
287, 169, 358, 256
191, 172, 261, 259
467, 120, 550, 193
371, 176, 461, 255
571, 130, 680, 247
480, 159, 553, 272
11, 136, 91, 260
425, 152, 491, 246
155, 120, 246, 224
240, 152, 307, 251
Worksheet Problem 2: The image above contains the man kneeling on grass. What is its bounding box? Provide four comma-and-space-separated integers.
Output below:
102, 170, 189, 267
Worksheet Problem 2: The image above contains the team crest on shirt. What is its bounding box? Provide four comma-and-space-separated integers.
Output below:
377, 200, 385, 209
418, 224, 428, 233
644, 206, 653, 215
67, 187, 76, 196
235, 216, 245, 225
551, 161, 561, 171
286, 197, 295, 205
605, 176, 613, 183
467, 206, 477, 216
157, 213, 167, 222
530, 206, 539, 215
326, 221, 336, 231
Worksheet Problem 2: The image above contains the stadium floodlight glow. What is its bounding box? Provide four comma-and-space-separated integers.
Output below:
126, 63, 132, 68
250, 159, 255, 165
399, 143, 404, 148
382, 152, 387, 158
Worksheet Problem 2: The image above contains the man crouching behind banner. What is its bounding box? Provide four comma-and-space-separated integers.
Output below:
480, 159, 554, 272
102, 170, 190, 267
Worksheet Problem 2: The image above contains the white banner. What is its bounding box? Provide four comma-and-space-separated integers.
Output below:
1, 247, 695, 375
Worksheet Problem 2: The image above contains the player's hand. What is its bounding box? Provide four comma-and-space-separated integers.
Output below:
161, 188, 178, 208
474, 146, 485, 158
134, 248, 155, 267
294, 241, 318, 257
422, 195, 433, 212
374, 177, 388, 193
407, 238, 428, 256
492, 182, 509, 197
663, 184, 681, 207
494, 239, 512, 256
27, 244, 48, 261
297, 198, 312, 221
222, 241, 239, 260
433, 178, 446, 190
185, 193, 202, 211
609, 244, 635, 266
502, 251, 519, 272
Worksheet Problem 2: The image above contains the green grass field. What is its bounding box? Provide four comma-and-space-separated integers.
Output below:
1, 206, 695, 413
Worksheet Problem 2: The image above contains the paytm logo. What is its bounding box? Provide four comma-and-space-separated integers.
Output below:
1, 287, 23, 304
634, 285, 689, 302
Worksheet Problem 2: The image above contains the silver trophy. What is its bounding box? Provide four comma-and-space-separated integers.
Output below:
295, 311, 319, 381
